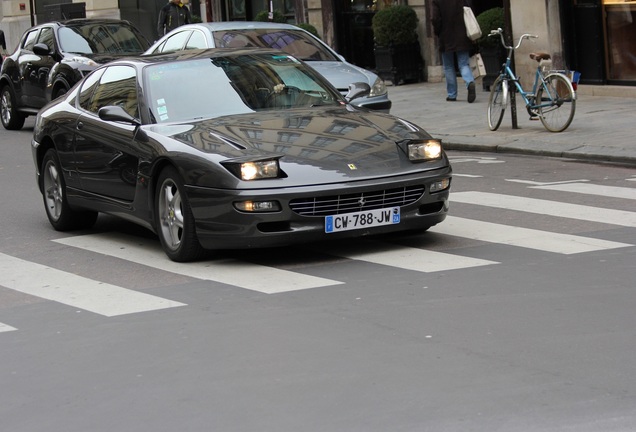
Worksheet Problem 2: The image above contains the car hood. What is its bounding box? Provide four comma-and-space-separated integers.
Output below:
304, 61, 378, 90
145, 106, 447, 188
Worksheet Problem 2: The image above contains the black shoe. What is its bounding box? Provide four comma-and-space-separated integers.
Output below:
446, 97, 456, 102
467, 82, 476, 103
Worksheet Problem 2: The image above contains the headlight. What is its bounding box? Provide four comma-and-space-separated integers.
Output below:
407, 139, 442, 161
369, 77, 387, 97
71, 56, 98, 67
222, 158, 280, 180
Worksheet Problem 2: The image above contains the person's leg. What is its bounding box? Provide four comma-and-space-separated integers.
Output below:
457, 50, 476, 103
441, 51, 458, 100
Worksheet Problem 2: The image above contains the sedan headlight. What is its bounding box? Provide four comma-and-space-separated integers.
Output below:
406, 139, 442, 161
222, 158, 280, 181
369, 77, 388, 97
71, 56, 99, 67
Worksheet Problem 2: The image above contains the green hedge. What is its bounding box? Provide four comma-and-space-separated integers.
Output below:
371, 5, 418, 46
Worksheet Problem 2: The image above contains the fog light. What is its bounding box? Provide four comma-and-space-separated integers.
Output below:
234, 201, 281, 212
430, 178, 450, 192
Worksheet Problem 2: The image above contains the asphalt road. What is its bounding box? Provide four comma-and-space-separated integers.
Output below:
1, 120, 636, 431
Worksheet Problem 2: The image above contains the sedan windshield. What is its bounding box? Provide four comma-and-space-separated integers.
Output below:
212, 29, 339, 62
144, 52, 342, 124
59, 23, 149, 54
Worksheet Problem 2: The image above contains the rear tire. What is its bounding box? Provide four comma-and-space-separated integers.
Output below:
0, 85, 26, 130
487, 76, 507, 131
41, 149, 98, 231
155, 166, 205, 262
537, 73, 576, 132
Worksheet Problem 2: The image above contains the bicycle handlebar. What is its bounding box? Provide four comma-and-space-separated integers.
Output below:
488, 28, 538, 51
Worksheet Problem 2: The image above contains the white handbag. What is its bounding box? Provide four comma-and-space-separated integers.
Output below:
464, 6, 482, 41
469, 53, 486, 78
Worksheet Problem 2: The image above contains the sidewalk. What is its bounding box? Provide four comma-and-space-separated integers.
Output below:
387, 79, 636, 166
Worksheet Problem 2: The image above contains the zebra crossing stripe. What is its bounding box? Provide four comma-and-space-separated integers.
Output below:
53, 233, 343, 294
323, 241, 498, 272
451, 191, 636, 227
532, 182, 636, 200
0, 253, 186, 317
0, 322, 17, 333
433, 216, 632, 254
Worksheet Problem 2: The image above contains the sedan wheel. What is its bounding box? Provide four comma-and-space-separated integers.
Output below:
42, 149, 98, 230
156, 167, 205, 262
0, 86, 26, 130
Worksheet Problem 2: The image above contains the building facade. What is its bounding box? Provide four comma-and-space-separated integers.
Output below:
1, 0, 634, 88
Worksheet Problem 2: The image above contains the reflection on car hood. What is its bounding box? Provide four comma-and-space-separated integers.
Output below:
64, 52, 142, 64
147, 107, 445, 186
305, 61, 377, 90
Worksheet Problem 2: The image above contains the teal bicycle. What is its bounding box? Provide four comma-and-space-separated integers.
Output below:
487, 28, 576, 133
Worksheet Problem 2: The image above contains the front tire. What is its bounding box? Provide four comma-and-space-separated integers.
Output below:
41, 149, 98, 231
0, 85, 26, 130
487, 75, 507, 131
155, 166, 205, 262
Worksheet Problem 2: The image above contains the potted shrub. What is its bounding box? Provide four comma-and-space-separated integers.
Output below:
476, 7, 506, 90
371, 4, 423, 85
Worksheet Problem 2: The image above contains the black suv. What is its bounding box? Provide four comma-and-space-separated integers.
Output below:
0, 19, 150, 130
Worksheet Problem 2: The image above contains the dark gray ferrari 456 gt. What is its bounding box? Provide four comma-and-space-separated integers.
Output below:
32, 48, 451, 262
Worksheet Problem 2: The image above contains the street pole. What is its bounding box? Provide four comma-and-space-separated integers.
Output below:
503, 0, 518, 129
30, 0, 36, 26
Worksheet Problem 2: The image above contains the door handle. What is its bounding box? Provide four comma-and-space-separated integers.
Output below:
76, 121, 84, 130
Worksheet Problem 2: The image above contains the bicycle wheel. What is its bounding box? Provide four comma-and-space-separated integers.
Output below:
536, 73, 576, 132
487, 76, 508, 131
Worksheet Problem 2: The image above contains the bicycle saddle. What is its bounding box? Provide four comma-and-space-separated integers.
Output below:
529, 52, 551, 62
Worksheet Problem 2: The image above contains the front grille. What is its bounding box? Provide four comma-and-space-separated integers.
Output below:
289, 185, 425, 216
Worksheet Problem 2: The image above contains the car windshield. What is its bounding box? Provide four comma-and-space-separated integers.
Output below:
212, 29, 339, 62
59, 23, 149, 54
144, 52, 342, 124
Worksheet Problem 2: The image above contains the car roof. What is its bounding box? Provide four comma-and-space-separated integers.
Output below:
33, 18, 135, 29
175, 21, 304, 32
111, 47, 291, 67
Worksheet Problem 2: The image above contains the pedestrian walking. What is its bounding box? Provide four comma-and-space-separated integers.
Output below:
432, 0, 477, 103
157, 0, 192, 38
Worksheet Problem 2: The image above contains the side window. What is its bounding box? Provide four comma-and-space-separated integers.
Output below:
185, 31, 207, 50
37, 27, 55, 51
22, 30, 39, 51
161, 31, 191, 53
87, 66, 139, 118
78, 68, 106, 111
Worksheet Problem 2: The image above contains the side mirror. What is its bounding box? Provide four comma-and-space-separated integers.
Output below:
33, 43, 52, 56
98, 106, 140, 126
344, 82, 371, 102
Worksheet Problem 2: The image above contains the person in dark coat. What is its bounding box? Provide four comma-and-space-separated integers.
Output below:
157, 0, 192, 38
432, 0, 476, 103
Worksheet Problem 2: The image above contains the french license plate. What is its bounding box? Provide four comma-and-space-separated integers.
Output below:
325, 207, 400, 233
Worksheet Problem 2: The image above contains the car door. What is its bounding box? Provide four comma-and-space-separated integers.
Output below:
73, 65, 141, 201
15, 29, 40, 107
21, 26, 57, 109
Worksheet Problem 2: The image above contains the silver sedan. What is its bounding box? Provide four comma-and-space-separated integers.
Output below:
144, 21, 391, 112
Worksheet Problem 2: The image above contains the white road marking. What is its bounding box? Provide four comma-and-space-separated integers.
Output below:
531, 182, 636, 200
454, 174, 483, 178
451, 191, 636, 227
433, 216, 632, 254
323, 241, 498, 272
506, 179, 589, 186
54, 233, 343, 294
0, 253, 186, 317
450, 157, 504, 164
0, 322, 18, 333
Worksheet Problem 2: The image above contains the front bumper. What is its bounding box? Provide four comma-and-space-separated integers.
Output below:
187, 167, 451, 250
